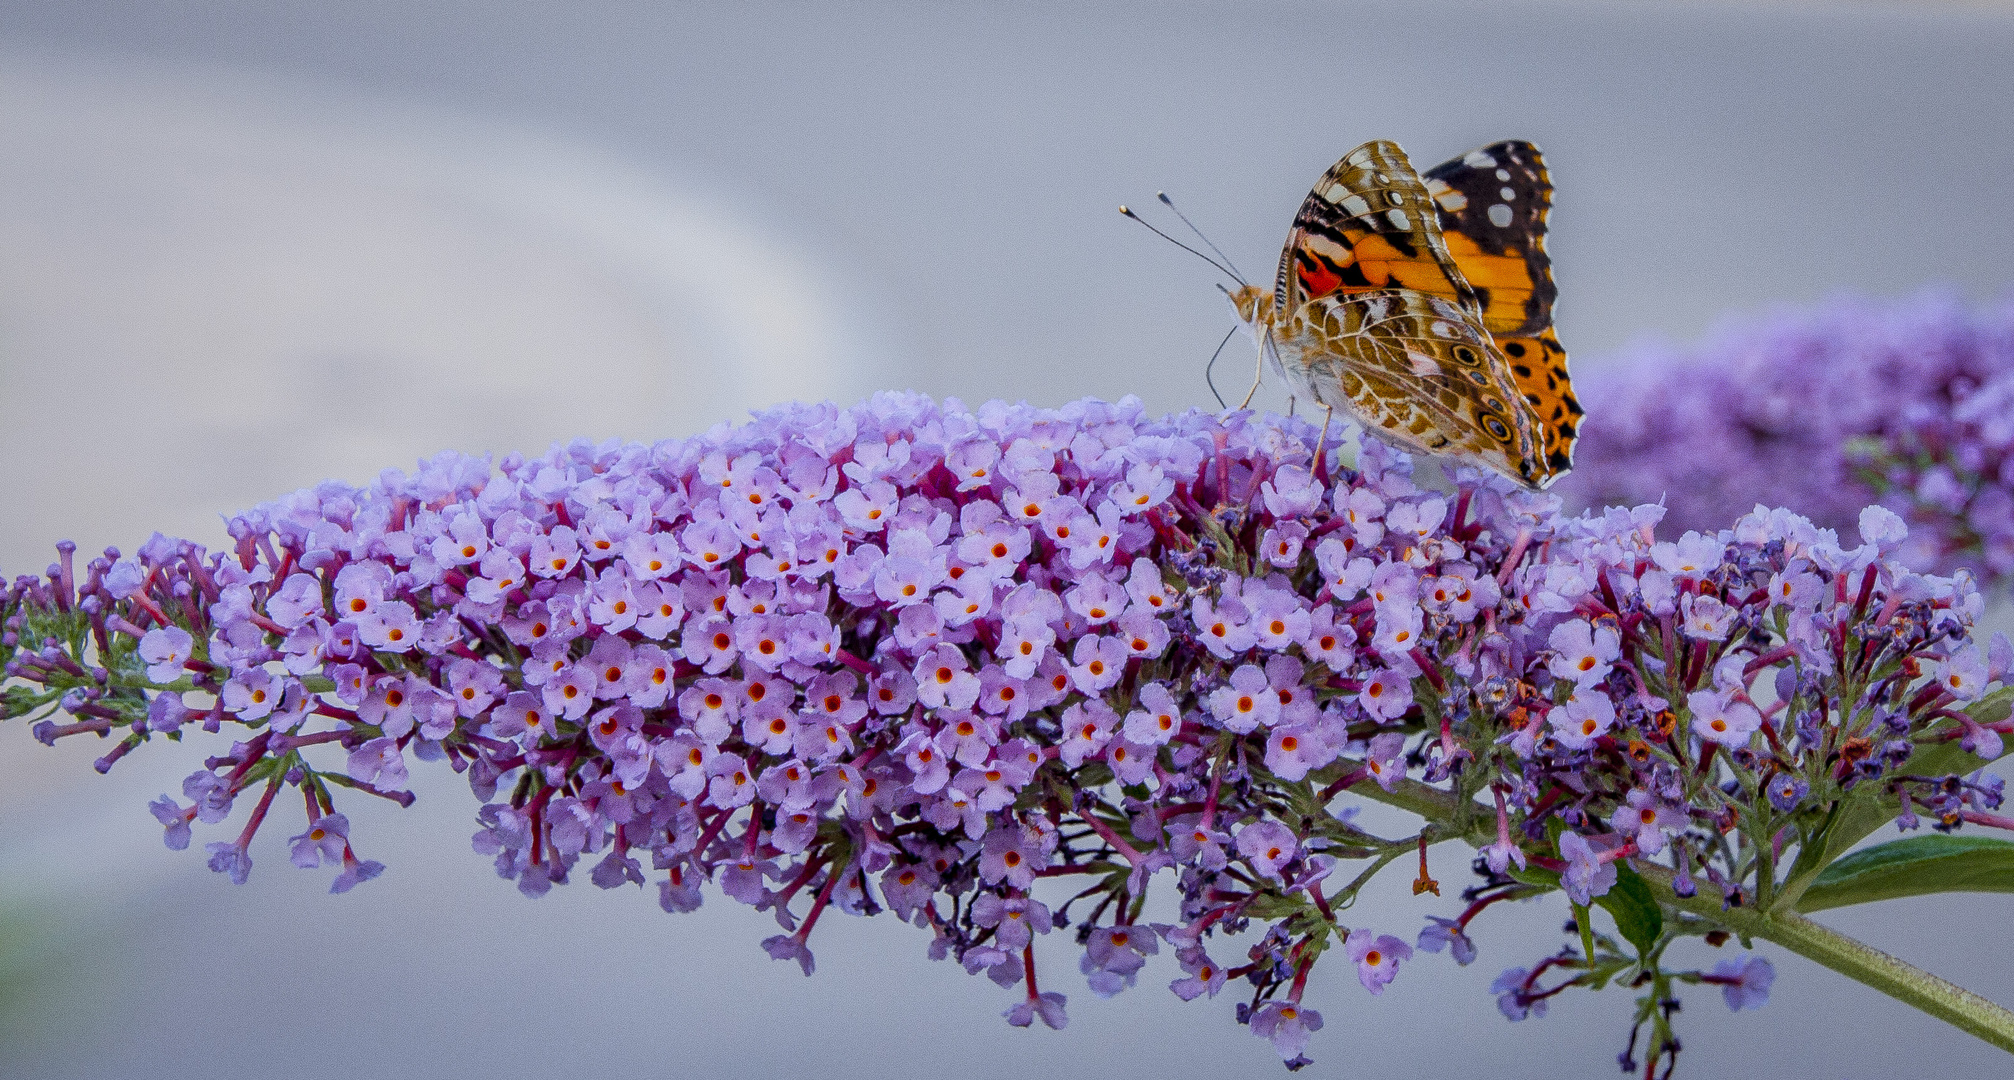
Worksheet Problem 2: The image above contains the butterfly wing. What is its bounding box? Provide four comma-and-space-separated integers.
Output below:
1277, 288, 1556, 488
1274, 140, 1483, 321
1422, 140, 1581, 476
1421, 140, 1557, 336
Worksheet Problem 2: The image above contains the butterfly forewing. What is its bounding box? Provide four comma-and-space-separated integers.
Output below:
1420, 140, 1580, 476
1275, 141, 1482, 322
1421, 140, 1558, 338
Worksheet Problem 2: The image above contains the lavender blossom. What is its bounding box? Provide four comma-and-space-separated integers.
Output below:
4, 393, 2008, 1076
1558, 290, 2014, 585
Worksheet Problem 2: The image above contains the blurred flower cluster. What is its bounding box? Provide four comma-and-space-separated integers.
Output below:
1559, 291, 2014, 586
3, 394, 2008, 1074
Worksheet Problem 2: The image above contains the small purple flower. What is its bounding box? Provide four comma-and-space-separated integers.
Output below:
978, 825, 1045, 890
1766, 773, 1810, 812
1249, 1001, 1323, 1062
330, 852, 385, 894
1559, 830, 1617, 905
1209, 664, 1280, 734
1357, 667, 1414, 722
148, 795, 192, 850
1236, 820, 1299, 881
1688, 689, 1762, 746
1548, 690, 1616, 751
1003, 990, 1069, 1030
1679, 593, 1736, 642
1546, 618, 1620, 688
289, 813, 350, 868
1345, 928, 1413, 994
1416, 916, 1476, 965
1610, 789, 1687, 856
1710, 954, 1775, 1012
137, 626, 194, 684
1168, 944, 1229, 1001
1362, 731, 1407, 792
762, 933, 816, 976
205, 840, 252, 885
1491, 967, 1547, 1021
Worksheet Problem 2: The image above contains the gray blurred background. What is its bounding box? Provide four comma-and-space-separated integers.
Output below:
2, 2, 2012, 1077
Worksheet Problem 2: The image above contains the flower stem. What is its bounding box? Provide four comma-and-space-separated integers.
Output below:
1648, 866, 2014, 1054
1348, 775, 2014, 1055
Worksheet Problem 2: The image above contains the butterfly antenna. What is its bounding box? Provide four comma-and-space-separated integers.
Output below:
1157, 191, 1246, 286
1203, 324, 1237, 409
1119, 204, 1240, 285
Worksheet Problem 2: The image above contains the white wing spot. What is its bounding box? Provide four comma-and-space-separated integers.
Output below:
1496, 168, 1512, 181
1430, 321, 1456, 337
1500, 186, 1517, 201
1405, 350, 1443, 377
1464, 151, 1496, 168
1437, 190, 1468, 211
1338, 193, 1371, 217
1386, 208, 1411, 230
1488, 203, 1514, 228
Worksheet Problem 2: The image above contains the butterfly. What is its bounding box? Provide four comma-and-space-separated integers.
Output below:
1225, 139, 1580, 489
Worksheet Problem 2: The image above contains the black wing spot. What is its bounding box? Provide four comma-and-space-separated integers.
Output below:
1511, 364, 1532, 377
1452, 345, 1481, 367
1503, 341, 1527, 358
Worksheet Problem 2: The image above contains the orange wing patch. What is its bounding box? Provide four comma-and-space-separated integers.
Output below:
1495, 327, 1579, 473
1421, 140, 1558, 338
1439, 230, 1543, 338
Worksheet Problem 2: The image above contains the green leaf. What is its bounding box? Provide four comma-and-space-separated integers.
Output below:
1571, 901, 1597, 967
1505, 862, 1561, 891
1797, 834, 2014, 913
1594, 865, 1664, 959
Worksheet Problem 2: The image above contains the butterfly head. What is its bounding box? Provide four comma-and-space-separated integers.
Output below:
1226, 284, 1273, 328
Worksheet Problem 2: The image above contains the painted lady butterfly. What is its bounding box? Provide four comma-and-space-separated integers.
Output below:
1226, 139, 1580, 489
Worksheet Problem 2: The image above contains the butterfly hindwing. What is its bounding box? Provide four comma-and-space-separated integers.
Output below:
1496, 327, 1581, 475
1275, 140, 1482, 321
1283, 288, 1546, 486
1421, 140, 1557, 338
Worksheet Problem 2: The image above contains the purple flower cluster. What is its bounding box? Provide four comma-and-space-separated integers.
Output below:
1557, 290, 2014, 584
3, 394, 2007, 1075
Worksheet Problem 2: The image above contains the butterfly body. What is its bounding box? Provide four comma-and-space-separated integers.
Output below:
1230, 139, 1580, 489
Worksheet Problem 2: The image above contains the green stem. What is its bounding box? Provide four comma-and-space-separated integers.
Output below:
1644, 864, 2014, 1054
1344, 773, 2014, 1055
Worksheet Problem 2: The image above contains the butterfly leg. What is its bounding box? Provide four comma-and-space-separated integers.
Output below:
1316, 403, 1335, 474
1238, 346, 1264, 409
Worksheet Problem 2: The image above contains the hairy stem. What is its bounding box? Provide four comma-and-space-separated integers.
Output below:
1347, 773, 2014, 1055
1640, 863, 2014, 1054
